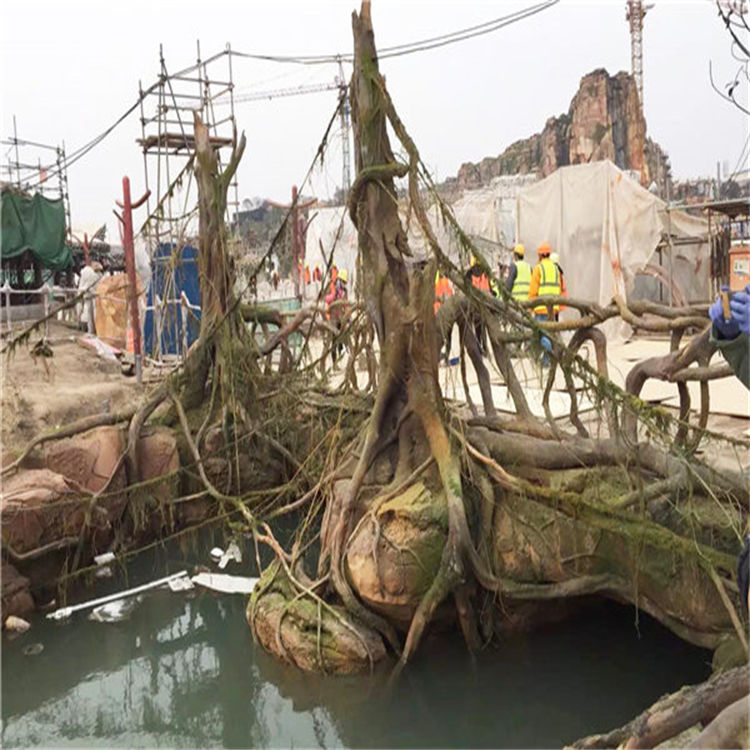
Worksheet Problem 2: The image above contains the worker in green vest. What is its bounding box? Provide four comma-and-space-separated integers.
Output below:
505, 244, 531, 300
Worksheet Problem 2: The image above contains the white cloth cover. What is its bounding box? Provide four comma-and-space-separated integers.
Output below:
515, 161, 709, 307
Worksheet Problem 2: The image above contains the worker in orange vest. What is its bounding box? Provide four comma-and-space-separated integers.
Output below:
313, 264, 322, 282
435, 269, 455, 362
329, 264, 339, 295
467, 254, 491, 293
465, 254, 492, 355
433, 269, 454, 315
304, 263, 311, 285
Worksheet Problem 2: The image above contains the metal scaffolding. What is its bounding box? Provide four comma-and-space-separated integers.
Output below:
137, 42, 240, 255
1, 115, 72, 239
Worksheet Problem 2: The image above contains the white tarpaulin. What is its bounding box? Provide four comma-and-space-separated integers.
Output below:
448, 174, 539, 258
304, 175, 540, 290
516, 161, 709, 308
304, 205, 359, 290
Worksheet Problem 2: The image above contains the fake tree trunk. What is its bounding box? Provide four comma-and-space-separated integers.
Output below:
313, 1, 483, 665
247, 1, 747, 682
182, 114, 255, 414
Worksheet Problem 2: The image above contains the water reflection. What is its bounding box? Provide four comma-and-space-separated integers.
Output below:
2, 580, 711, 748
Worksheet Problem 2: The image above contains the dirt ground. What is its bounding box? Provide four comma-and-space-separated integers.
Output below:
1, 321, 146, 465
2, 321, 747, 469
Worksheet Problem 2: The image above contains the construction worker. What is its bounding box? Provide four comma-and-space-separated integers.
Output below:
505, 244, 531, 300
313, 264, 322, 283
433, 270, 453, 315
529, 242, 561, 366
434, 270, 454, 362
465, 254, 493, 354
529, 242, 561, 315
329, 264, 339, 297
304, 263, 311, 285
326, 269, 349, 365
467, 254, 491, 293
708, 284, 750, 388
549, 251, 567, 320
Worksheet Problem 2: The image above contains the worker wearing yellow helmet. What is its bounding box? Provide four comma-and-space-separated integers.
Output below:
505, 243, 531, 300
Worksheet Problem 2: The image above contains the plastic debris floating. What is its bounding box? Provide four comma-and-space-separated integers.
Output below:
191, 573, 259, 595
46, 570, 190, 621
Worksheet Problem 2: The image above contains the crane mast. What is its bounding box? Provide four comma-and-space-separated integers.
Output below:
626, 0, 653, 113
230, 65, 353, 200
337, 59, 351, 197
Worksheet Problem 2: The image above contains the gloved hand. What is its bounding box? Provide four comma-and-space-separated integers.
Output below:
709, 286, 740, 340
729, 284, 750, 336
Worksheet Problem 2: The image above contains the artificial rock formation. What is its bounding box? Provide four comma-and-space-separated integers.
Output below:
452, 68, 669, 190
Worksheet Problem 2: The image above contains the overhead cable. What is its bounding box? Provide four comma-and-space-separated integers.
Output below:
229, 0, 559, 65
14, 0, 559, 190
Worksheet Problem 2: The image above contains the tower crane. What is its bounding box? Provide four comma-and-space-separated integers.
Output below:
626, 0, 654, 114
229, 61, 352, 196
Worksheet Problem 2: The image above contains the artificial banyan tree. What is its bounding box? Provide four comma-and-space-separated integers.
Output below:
3, 2, 748, 745
247, 0, 748, 684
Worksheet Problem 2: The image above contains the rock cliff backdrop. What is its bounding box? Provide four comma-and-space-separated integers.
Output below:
444, 69, 670, 192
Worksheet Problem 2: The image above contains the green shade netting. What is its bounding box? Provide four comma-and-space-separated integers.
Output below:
1, 190, 72, 271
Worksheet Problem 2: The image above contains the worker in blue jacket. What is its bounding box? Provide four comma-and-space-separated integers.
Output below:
708, 285, 750, 389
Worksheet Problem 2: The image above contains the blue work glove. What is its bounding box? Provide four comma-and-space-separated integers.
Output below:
729, 284, 750, 336
709, 286, 740, 340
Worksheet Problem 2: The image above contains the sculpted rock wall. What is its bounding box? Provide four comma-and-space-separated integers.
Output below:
453, 68, 661, 190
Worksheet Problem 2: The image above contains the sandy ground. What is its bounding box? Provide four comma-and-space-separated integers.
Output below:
324, 328, 749, 444
1, 320, 145, 463
2, 321, 747, 468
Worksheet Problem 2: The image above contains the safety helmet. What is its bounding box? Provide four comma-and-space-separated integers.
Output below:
435, 270, 441, 284
550, 252, 560, 265
339, 269, 348, 282
513, 244, 525, 258
305, 263, 309, 268
537, 242, 551, 257
470, 254, 478, 267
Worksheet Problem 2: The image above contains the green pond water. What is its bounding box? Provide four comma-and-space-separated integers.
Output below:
1, 534, 711, 748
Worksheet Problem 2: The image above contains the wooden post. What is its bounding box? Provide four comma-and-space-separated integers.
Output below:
116, 177, 150, 384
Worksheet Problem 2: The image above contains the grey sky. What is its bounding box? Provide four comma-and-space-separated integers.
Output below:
2, 0, 748, 242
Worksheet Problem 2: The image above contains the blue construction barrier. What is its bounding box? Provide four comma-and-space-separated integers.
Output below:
144, 244, 201, 357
